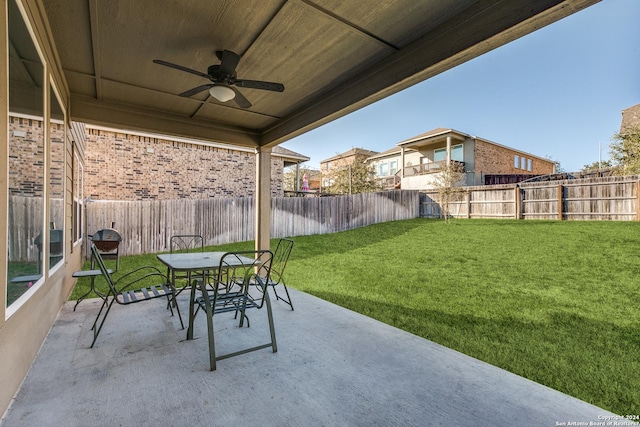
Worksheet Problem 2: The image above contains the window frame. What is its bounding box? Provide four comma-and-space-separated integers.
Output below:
48, 80, 66, 274
435, 144, 463, 162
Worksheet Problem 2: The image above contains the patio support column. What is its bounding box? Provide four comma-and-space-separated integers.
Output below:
255, 147, 272, 251
400, 147, 405, 177
446, 136, 451, 163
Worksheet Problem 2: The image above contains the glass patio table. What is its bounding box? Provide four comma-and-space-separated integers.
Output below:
156, 251, 256, 339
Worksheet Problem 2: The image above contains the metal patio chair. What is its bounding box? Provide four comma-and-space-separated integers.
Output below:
266, 238, 295, 310
89, 244, 183, 348
169, 234, 205, 298
193, 250, 277, 370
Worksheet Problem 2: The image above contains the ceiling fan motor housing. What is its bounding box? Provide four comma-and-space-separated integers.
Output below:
207, 64, 234, 82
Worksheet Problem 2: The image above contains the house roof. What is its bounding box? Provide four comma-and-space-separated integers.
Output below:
621, 103, 640, 131
320, 148, 379, 164
366, 146, 420, 161
272, 146, 310, 164
397, 128, 470, 146
38, 0, 598, 151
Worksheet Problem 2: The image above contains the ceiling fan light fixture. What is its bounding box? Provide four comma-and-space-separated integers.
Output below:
209, 85, 235, 102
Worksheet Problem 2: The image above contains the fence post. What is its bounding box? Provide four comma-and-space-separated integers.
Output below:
557, 184, 564, 220
514, 186, 521, 220
466, 191, 471, 219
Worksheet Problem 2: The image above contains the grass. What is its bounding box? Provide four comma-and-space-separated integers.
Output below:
71, 219, 640, 415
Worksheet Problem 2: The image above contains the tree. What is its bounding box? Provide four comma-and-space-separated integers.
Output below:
325, 154, 381, 194
581, 160, 612, 171
609, 125, 640, 176
545, 156, 565, 173
432, 161, 466, 223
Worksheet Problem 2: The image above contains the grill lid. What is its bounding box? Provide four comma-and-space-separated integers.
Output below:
90, 226, 122, 252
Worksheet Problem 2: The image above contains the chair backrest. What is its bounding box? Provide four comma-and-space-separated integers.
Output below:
213, 250, 273, 306
170, 235, 204, 253
271, 238, 294, 282
90, 243, 118, 295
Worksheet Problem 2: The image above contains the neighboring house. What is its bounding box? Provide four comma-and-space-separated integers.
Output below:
621, 103, 640, 131
367, 128, 556, 190
283, 168, 322, 195
303, 169, 322, 191
84, 125, 309, 200
320, 148, 379, 190
367, 147, 405, 190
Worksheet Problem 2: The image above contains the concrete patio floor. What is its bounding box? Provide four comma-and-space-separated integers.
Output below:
1, 288, 618, 427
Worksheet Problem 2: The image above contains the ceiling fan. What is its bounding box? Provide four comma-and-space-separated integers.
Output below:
153, 50, 284, 109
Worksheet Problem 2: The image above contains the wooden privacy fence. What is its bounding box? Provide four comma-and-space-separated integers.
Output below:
8, 197, 63, 262
420, 175, 640, 221
86, 190, 420, 256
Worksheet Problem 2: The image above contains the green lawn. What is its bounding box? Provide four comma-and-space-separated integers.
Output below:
72, 219, 640, 415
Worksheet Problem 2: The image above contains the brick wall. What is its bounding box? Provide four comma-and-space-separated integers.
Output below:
8, 116, 44, 197
50, 122, 65, 199
474, 139, 554, 175
320, 154, 356, 173
84, 129, 284, 201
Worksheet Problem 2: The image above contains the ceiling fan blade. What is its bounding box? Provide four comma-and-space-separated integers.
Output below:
219, 50, 241, 76
179, 84, 214, 97
153, 59, 211, 80
235, 79, 284, 92
231, 87, 252, 109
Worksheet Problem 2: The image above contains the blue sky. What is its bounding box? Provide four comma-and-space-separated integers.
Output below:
280, 0, 640, 173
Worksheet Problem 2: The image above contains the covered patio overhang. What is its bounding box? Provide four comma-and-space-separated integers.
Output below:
398, 128, 470, 177
40, 0, 600, 248
0, 0, 608, 419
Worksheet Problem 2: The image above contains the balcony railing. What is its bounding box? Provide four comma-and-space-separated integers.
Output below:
377, 172, 401, 190
403, 160, 465, 176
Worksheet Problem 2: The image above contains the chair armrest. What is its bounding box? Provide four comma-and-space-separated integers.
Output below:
114, 266, 164, 284
114, 266, 169, 293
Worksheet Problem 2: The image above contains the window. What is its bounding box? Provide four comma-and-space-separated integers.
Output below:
379, 163, 389, 177
73, 150, 84, 244
514, 155, 520, 168
389, 160, 397, 175
435, 144, 463, 162
450, 145, 463, 162
7, 0, 46, 308
527, 159, 533, 172
521, 157, 526, 170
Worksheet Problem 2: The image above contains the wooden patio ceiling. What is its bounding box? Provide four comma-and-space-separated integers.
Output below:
40, 0, 599, 149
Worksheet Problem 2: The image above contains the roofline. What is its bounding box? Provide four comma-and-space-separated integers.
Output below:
473, 136, 554, 163
275, 151, 311, 162
367, 147, 418, 161
397, 128, 470, 146
319, 148, 379, 164
395, 127, 554, 164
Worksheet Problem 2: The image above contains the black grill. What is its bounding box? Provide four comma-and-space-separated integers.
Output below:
90, 222, 122, 271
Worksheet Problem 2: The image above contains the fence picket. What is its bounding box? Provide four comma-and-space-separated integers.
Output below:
420, 176, 640, 221
82, 190, 419, 256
